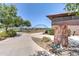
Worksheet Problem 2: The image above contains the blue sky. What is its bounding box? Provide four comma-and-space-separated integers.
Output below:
15, 3, 65, 28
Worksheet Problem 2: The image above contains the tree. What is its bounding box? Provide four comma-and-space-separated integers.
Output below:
23, 20, 31, 27
0, 4, 17, 32
0, 4, 32, 32
64, 3, 79, 15
13, 17, 31, 27
13, 16, 23, 27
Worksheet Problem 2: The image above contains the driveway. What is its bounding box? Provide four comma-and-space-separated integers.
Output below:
0, 32, 51, 56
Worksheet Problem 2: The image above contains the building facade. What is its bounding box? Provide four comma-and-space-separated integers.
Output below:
47, 12, 79, 35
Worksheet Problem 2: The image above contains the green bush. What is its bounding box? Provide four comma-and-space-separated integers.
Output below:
42, 37, 51, 42
7, 29, 17, 37
0, 29, 17, 37
0, 31, 8, 40
0, 31, 8, 37
13, 29, 20, 32
47, 29, 54, 35
0, 29, 17, 40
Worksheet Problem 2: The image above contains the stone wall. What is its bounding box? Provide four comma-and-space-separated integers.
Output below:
52, 25, 79, 35
52, 16, 79, 35
68, 25, 79, 35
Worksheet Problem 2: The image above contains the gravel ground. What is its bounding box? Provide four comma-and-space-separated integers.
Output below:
31, 33, 79, 56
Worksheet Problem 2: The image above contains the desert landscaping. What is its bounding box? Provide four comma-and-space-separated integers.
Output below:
0, 3, 79, 56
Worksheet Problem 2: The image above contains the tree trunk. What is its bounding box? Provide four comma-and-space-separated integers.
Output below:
5, 25, 8, 32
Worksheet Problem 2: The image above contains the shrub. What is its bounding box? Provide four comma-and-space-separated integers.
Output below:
68, 29, 71, 36
7, 29, 17, 37
0, 29, 17, 40
44, 30, 48, 34
47, 29, 54, 35
0, 31, 8, 37
0, 31, 9, 40
42, 37, 51, 42
14, 29, 20, 32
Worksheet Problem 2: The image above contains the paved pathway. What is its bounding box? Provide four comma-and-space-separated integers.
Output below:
0, 32, 51, 56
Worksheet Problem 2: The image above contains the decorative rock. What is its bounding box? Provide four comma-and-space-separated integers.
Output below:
31, 51, 51, 56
